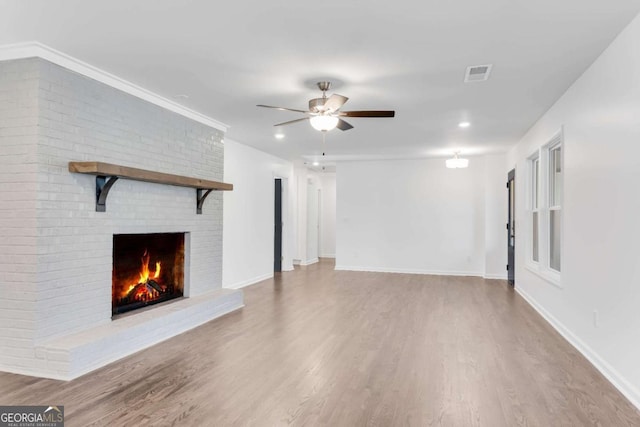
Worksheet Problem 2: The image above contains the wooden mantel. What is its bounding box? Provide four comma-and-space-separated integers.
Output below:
68, 161, 233, 214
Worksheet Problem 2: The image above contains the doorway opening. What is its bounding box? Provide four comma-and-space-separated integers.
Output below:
274, 178, 283, 272
507, 169, 515, 286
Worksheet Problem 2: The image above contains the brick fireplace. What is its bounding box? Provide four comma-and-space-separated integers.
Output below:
0, 51, 243, 380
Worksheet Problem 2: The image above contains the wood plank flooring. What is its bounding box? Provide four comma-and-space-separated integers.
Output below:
1, 259, 639, 426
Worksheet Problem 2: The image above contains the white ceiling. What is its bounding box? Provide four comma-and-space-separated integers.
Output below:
2, 0, 640, 163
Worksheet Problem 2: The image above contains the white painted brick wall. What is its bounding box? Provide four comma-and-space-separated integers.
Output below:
0, 59, 40, 371
0, 58, 227, 377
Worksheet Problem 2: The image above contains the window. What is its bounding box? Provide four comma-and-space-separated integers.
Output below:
531, 156, 540, 262
527, 130, 563, 284
549, 144, 562, 271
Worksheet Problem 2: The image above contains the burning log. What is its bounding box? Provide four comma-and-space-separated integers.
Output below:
121, 278, 171, 304
125, 282, 147, 300
147, 279, 164, 293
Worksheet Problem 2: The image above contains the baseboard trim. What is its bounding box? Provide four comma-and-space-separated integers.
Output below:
483, 273, 508, 280
300, 258, 319, 266
224, 273, 273, 289
334, 265, 483, 277
516, 286, 640, 410
320, 254, 336, 259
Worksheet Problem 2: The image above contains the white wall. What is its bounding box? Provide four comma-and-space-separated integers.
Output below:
506, 12, 640, 408
484, 155, 508, 279
292, 161, 308, 265
305, 178, 320, 264
223, 139, 294, 289
319, 173, 336, 258
336, 156, 505, 276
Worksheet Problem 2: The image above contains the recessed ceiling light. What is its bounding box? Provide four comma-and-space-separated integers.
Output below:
312, 161, 320, 166
458, 121, 471, 128
275, 133, 285, 139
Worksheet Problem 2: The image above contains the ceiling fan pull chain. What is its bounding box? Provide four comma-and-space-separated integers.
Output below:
322, 131, 328, 157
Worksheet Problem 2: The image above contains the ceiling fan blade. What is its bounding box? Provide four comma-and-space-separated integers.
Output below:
274, 117, 310, 127
323, 94, 348, 112
340, 110, 395, 118
257, 104, 309, 114
336, 119, 354, 131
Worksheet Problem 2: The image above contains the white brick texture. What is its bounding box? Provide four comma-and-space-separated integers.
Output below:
0, 58, 237, 379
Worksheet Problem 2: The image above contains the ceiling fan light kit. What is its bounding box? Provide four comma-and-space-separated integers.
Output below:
258, 81, 395, 133
310, 115, 339, 131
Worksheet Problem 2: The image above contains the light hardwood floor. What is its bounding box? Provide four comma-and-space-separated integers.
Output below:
1, 259, 639, 426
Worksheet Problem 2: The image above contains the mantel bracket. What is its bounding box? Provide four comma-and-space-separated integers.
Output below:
196, 189, 213, 214
96, 176, 119, 212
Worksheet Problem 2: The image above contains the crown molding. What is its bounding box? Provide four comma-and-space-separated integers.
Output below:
0, 41, 229, 132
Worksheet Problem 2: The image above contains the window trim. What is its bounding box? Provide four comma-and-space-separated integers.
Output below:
525, 129, 563, 288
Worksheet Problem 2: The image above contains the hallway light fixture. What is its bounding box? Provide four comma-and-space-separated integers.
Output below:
446, 152, 469, 169
310, 115, 339, 132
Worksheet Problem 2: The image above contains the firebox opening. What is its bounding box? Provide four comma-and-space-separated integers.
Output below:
112, 233, 185, 317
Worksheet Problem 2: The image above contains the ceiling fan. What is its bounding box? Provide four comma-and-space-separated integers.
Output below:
257, 81, 395, 132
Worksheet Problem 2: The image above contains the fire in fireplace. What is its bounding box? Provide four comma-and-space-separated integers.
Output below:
112, 233, 185, 316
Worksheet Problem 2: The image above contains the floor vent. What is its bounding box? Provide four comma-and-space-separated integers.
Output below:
464, 64, 493, 82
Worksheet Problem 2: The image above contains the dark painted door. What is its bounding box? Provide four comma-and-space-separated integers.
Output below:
274, 179, 283, 272
507, 169, 515, 286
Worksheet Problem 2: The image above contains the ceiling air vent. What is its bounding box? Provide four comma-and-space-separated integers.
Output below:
464, 64, 493, 82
